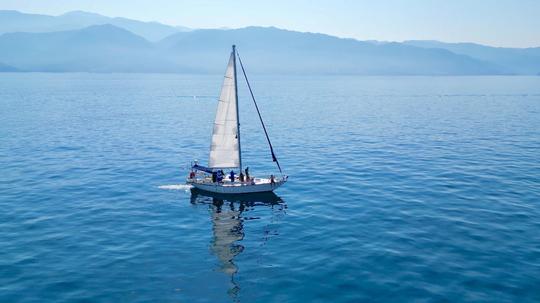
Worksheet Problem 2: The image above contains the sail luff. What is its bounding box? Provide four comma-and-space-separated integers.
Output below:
232, 45, 242, 172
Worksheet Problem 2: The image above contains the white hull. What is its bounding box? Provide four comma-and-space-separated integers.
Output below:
188, 177, 286, 194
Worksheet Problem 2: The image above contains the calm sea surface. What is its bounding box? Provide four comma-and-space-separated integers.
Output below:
1, 73, 539, 302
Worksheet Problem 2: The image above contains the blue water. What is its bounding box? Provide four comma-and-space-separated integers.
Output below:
1, 73, 540, 302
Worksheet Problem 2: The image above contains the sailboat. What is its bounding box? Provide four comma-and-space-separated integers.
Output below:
186, 45, 287, 194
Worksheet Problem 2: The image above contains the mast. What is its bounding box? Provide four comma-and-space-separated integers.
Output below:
232, 45, 242, 172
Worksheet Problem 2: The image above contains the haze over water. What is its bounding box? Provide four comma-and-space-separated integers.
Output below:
1, 73, 540, 302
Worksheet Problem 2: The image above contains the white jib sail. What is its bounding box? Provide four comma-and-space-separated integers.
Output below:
208, 52, 240, 168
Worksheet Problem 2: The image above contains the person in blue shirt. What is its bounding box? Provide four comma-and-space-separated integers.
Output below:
216, 170, 223, 183
229, 170, 235, 182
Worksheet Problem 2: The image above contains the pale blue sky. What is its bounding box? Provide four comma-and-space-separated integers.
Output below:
1, 0, 539, 47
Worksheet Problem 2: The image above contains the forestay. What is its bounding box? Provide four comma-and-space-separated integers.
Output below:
208, 52, 240, 169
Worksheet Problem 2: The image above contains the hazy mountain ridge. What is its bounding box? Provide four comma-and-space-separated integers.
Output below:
0, 25, 185, 72
0, 10, 190, 41
157, 27, 501, 75
0, 10, 538, 75
0, 61, 18, 71
404, 40, 540, 75
0, 24, 501, 74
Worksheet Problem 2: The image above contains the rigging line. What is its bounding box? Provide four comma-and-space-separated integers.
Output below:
236, 50, 283, 175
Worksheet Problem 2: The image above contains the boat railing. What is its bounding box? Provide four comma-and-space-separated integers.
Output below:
189, 174, 287, 186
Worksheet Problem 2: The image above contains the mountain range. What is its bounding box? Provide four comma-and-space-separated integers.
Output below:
0, 10, 189, 41
0, 10, 539, 75
403, 40, 540, 75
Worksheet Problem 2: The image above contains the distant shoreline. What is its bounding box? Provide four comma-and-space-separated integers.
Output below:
0, 71, 534, 76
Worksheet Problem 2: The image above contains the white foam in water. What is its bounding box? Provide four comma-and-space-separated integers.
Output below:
158, 184, 193, 191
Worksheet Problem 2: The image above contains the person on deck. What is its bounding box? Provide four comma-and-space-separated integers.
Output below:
245, 167, 250, 180
270, 174, 275, 185
212, 172, 217, 183
217, 170, 225, 183
229, 170, 235, 182
239, 172, 245, 182
216, 170, 223, 183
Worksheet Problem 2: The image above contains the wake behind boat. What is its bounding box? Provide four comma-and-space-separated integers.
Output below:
186, 45, 287, 194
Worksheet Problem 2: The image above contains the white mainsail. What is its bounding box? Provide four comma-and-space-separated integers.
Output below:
208, 51, 240, 169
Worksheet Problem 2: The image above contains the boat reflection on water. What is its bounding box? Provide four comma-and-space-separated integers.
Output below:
190, 189, 286, 301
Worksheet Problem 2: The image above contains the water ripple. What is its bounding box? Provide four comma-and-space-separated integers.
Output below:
1, 74, 540, 302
